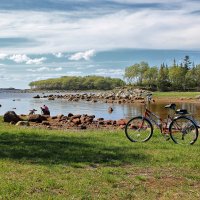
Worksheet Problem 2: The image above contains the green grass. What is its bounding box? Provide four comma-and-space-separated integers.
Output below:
153, 91, 200, 98
0, 117, 200, 199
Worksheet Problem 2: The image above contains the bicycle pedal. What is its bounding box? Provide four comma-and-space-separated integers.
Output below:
164, 134, 170, 141
165, 136, 170, 141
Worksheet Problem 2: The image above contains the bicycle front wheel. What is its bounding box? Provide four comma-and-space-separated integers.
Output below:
125, 116, 153, 142
169, 116, 198, 145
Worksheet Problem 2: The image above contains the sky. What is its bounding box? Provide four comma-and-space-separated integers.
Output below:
0, 0, 200, 88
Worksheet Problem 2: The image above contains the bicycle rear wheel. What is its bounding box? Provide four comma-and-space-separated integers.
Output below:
125, 116, 153, 142
169, 116, 198, 145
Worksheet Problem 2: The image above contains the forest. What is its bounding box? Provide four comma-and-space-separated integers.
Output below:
29, 75, 125, 90
124, 56, 200, 91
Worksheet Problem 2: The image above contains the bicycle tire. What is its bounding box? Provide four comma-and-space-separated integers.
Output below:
169, 116, 198, 145
125, 116, 153, 142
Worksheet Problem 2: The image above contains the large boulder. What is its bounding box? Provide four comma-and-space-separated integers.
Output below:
33, 95, 40, 98
116, 119, 127, 126
28, 114, 47, 123
3, 111, 21, 123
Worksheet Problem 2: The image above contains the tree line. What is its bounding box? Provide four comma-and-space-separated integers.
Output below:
29, 56, 199, 91
29, 76, 125, 90
124, 56, 200, 91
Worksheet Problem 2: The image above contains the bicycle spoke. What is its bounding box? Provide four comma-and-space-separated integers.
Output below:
170, 117, 198, 145
125, 117, 153, 142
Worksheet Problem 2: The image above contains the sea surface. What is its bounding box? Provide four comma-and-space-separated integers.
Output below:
1, 91, 200, 123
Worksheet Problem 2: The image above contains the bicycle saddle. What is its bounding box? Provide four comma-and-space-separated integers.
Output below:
164, 103, 176, 110
175, 109, 189, 115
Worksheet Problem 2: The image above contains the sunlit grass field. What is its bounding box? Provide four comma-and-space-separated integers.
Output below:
0, 117, 200, 199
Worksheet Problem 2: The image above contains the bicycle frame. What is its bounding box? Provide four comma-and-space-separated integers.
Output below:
144, 107, 172, 134
141, 95, 175, 135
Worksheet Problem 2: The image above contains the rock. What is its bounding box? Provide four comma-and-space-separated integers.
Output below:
104, 120, 113, 125
88, 115, 95, 119
97, 118, 104, 121
0, 104, 1, 107
48, 97, 55, 100
112, 120, 116, 125
119, 125, 126, 129
108, 107, 113, 113
28, 114, 46, 123
42, 121, 50, 125
135, 97, 144, 100
116, 119, 127, 126
72, 118, 81, 125
71, 115, 81, 120
16, 121, 30, 126
84, 116, 94, 123
33, 95, 40, 98
3, 111, 21, 123
98, 120, 104, 125
57, 114, 64, 119
51, 116, 57, 119
78, 124, 87, 129
68, 113, 73, 117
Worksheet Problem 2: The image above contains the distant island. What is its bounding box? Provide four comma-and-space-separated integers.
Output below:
29, 75, 125, 90
0, 88, 22, 91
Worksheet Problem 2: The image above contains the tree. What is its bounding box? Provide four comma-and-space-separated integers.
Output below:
169, 66, 185, 90
124, 61, 149, 85
157, 65, 170, 91
124, 63, 140, 84
29, 76, 125, 90
183, 55, 192, 71
143, 67, 158, 90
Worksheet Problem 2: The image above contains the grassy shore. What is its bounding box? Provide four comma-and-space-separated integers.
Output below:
153, 91, 200, 98
0, 117, 200, 199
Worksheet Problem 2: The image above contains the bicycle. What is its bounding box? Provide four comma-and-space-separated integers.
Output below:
125, 94, 199, 145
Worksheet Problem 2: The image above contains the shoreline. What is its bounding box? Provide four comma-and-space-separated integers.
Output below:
154, 97, 200, 104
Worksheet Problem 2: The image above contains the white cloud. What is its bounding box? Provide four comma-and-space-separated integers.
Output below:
9, 54, 46, 64
26, 67, 62, 72
0, 53, 8, 60
95, 69, 124, 76
53, 52, 64, 58
68, 49, 95, 61
0, 1, 199, 54
9, 54, 29, 63
26, 57, 46, 65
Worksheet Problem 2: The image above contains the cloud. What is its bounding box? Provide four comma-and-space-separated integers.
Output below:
95, 69, 124, 77
26, 57, 46, 65
68, 49, 95, 61
26, 67, 62, 72
9, 54, 46, 64
0, 1, 199, 54
52, 52, 64, 58
0, 53, 8, 60
9, 54, 29, 63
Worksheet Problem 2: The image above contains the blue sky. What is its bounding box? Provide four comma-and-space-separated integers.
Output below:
0, 0, 200, 88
